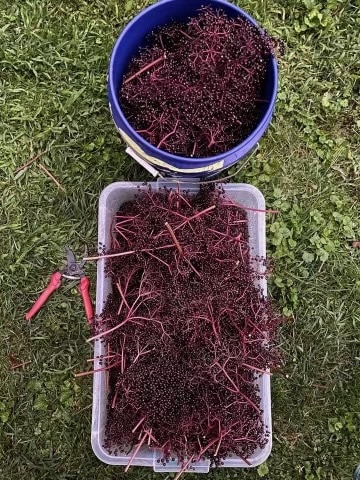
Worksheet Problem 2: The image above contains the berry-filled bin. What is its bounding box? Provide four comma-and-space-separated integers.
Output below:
91, 179, 271, 473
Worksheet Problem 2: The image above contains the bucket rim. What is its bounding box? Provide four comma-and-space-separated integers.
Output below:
108, 0, 278, 167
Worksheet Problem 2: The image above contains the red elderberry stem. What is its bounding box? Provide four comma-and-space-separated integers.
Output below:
222, 199, 280, 214
84, 244, 175, 261
87, 315, 149, 342
120, 335, 126, 374
133, 341, 154, 364
124, 54, 166, 84
232, 437, 259, 443
111, 383, 121, 409
159, 199, 193, 218
208, 228, 247, 245
84, 250, 135, 261
74, 361, 121, 377
214, 434, 224, 457
114, 214, 140, 220
174, 455, 194, 480
191, 142, 197, 157
116, 281, 130, 311
132, 416, 146, 433
174, 205, 216, 231
237, 63, 251, 75
178, 28, 193, 39
238, 454, 252, 466
86, 353, 118, 363
214, 362, 260, 413
214, 361, 239, 392
185, 258, 202, 278
146, 250, 171, 271
165, 221, 183, 256
125, 432, 148, 472
114, 227, 132, 244
145, 428, 158, 445
196, 437, 219, 460
157, 120, 179, 149
242, 363, 271, 375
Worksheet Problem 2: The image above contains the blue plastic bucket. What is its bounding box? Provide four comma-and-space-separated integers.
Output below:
108, 0, 278, 177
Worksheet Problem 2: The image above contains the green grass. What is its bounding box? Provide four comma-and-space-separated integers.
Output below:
0, 0, 359, 479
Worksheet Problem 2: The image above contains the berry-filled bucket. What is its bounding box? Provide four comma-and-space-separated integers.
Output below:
108, 0, 278, 177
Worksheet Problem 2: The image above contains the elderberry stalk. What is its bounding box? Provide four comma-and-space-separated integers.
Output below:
120, 6, 277, 158
90, 185, 283, 468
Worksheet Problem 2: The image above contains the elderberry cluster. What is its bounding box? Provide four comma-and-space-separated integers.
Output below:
120, 7, 276, 157
99, 185, 283, 465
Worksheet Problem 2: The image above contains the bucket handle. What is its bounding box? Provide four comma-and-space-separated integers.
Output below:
155, 143, 259, 185
198, 143, 259, 184
126, 142, 259, 183
126, 147, 163, 177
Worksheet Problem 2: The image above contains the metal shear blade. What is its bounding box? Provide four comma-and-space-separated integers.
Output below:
63, 246, 87, 279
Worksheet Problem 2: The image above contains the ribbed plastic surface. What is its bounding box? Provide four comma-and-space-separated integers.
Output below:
91, 180, 271, 472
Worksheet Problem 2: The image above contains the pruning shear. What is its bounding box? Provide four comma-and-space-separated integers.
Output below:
25, 247, 94, 326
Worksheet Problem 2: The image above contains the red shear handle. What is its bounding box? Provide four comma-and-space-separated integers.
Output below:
78, 276, 94, 326
25, 272, 62, 321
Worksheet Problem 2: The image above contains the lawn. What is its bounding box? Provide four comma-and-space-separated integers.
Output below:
0, 0, 359, 479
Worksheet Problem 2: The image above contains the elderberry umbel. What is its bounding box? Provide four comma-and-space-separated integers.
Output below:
120, 7, 278, 158
90, 185, 283, 470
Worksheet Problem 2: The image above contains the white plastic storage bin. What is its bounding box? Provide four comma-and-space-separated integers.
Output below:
91, 179, 271, 473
